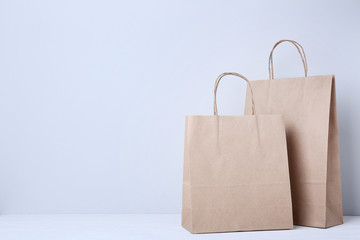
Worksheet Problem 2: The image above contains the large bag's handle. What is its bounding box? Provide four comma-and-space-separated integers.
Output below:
268, 40, 308, 80
213, 72, 256, 115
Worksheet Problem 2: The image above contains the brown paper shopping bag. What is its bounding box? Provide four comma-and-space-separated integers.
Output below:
245, 40, 343, 228
182, 72, 293, 233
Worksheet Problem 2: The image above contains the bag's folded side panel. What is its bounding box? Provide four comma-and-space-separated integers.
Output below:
182, 119, 193, 232
325, 77, 343, 227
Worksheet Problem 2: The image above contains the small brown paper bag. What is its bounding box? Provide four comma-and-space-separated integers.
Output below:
245, 40, 343, 228
182, 72, 293, 233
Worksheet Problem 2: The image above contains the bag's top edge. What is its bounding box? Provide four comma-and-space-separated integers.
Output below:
252, 74, 334, 82
185, 114, 283, 118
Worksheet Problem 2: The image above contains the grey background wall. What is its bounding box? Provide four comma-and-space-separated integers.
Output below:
0, 0, 359, 215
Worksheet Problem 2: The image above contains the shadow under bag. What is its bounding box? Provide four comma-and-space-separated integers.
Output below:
182, 72, 293, 233
245, 40, 343, 228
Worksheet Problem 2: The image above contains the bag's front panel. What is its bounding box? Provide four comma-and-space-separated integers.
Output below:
186, 115, 292, 233
245, 75, 335, 227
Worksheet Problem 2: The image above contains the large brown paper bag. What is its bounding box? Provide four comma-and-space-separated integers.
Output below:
182, 72, 293, 233
245, 40, 343, 228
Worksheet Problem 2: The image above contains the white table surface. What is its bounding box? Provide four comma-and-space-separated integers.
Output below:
0, 214, 358, 240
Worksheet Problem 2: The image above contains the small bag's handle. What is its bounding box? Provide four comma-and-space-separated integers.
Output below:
213, 72, 256, 115
268, 40, 308, 80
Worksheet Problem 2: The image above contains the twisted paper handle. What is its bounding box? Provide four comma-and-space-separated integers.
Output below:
268, 40, 308, 80
213, 72, 256, 116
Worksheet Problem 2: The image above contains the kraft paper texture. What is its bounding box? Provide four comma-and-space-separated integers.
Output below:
244, 40, 343, 228
182, 72, 293, 233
